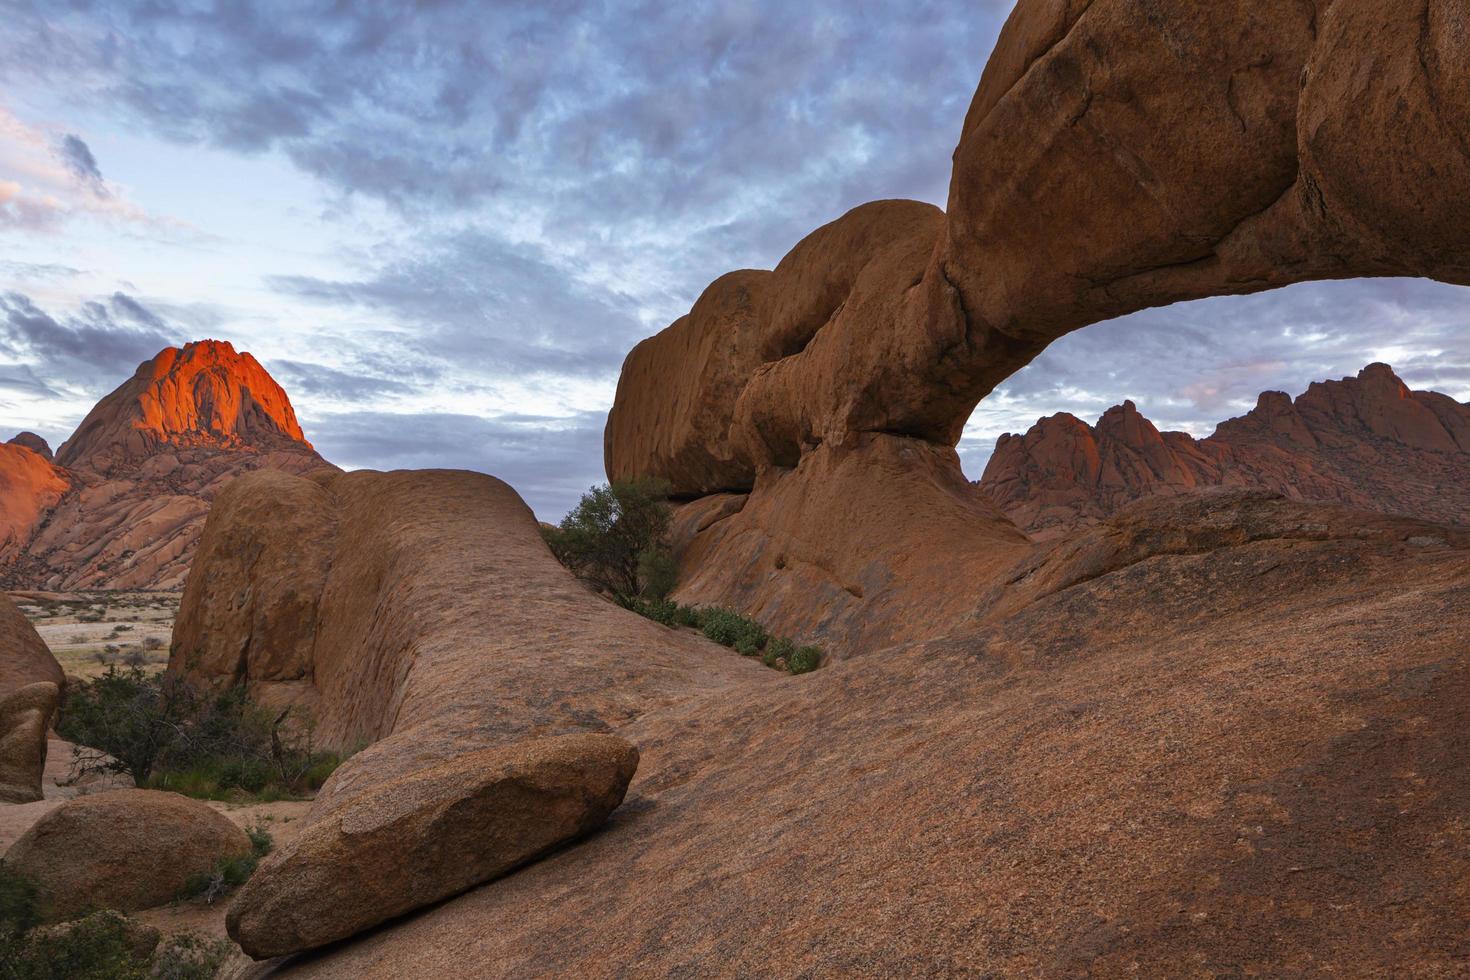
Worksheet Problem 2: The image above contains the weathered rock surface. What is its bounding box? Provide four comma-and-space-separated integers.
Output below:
0, 592, 64, 697
0, 340, 331, 590
979, 364, 1470, 538
604, 0, 1470, 649
0, 682, 58, 804
170, 468, 763, 780
6, 432, 52, 460
0, 443, 69, 558
233, 491, 1470, 978
5, 789, 252, 920
228, 734, 638, 959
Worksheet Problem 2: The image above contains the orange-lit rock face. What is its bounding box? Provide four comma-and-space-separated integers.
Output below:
604, 0, 1470, 649
56, 339, 310, 475
0, 340, 330, 590
979, 365, 1470, 539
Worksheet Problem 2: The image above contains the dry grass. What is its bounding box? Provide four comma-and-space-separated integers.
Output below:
11, 591, 179, 679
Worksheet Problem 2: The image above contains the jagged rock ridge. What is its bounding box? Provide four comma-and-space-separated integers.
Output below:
978, 364, 1470, 538
0, 340, 331, 590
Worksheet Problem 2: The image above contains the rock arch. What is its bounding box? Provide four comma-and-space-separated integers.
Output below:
605, 0, 1470, 651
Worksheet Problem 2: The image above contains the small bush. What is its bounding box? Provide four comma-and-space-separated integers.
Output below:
788, 646, 822, 675
699, 608, 766, 651
143, 637, 165, 651
177, 824, 272, 905
618, 600, 824, 676
636, 547, 680, 601
543, 479, 676, 599
0, 861, 42, 935
763, 637, 794, 669
0, 910, 149, 980
58, 667, 346, 801
0, 907, 230, 980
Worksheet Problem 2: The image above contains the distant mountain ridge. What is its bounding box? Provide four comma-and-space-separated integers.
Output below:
0, 340, 332, 590
977, 364, 1470, 538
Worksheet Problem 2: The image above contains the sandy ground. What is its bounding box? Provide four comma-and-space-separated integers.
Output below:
9, 589, 179, 680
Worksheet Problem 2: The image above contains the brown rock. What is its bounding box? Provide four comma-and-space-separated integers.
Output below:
4, 789, 252, 920
227, 734, 639, 959
0, 593, 64, 697
0, 444, 69, 561
252, 493, 1470, 978
0, 340, 332, 591
6, 432, 52, 461
978, 365, 1470, 537
603, 0, 1470, 648
0, 682, 58, 804
170, 467, 759, 789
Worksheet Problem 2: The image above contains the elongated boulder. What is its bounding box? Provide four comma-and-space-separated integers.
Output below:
227, 733, 639, 959
0, 593, 64, 697
5, 789, 252, 920
0, 681, 58, 804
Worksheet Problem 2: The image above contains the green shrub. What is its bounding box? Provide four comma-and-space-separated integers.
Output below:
58, 667, 346, 802
788, 646, 822, 675
699, 608, 766, 651
763, 637, 794, 669
636, 547, 680, 601
0, 908, 230, 980
671, 604, 704, 629
0, 861, 41, 936
55, 666, 197, 785
177, 825, 272, 905
0, 910, 150, 980
542, 479, 676, 599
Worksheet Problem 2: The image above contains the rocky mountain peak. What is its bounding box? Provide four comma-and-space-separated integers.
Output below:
978, 365, 1470, 539
54, 339, 311, 474
5, 432, 52, 460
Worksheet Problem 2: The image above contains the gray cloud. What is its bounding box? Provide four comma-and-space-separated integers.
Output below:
269, 229, 646, 382
0, 290, 178, 382
58, 134, 105, 190
267, 358, 415, 402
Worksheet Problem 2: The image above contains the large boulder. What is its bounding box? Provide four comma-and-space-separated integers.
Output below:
4, 789, 252, 921
169, 468, 757, 794
0, 682, 58, 804
0, 593, 64, 697
227, 733, 639, 959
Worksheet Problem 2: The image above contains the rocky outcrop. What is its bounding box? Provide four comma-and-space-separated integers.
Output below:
0, 340, 330, 590
0, 682, 58, 804
227, 734, 638, 959
4, 789, 252, 920
6, 433, 52, 460
604, 0, 1470, 651
249, 491, 1470, 978
170, 468, 761, 772
978, 365, 1470, 538
0, 443, 69, 558
56, 339, 308, 475
0, 593, 64, 697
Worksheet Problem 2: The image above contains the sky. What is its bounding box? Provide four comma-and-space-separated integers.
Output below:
1, 1, 1468, 521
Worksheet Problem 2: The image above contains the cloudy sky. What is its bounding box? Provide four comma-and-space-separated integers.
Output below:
2, 1, 1468, 520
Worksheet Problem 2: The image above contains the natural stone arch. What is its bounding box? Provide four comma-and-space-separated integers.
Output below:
605, 0, 1470, 650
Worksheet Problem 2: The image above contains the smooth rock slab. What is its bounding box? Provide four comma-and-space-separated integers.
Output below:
226, 732, 639, 959
0, 682, 59, 804
5, 789, 252, 920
